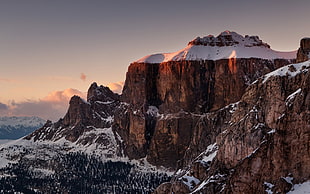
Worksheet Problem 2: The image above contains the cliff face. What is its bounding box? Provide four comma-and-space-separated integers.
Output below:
154, 60, 310, 194
115, 58, 292, 168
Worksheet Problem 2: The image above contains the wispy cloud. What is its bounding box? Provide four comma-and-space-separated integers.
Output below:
107, 81, 124, 94
0, 88, 86, 121
80, 73, 87, 81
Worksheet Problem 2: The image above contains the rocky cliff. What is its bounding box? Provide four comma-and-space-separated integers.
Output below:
114, 31, 295, 169
154, 44, 310, 193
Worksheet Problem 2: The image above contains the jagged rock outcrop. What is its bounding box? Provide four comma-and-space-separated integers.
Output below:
297, 38, 310, 63
26, 82, 120, 144
188, 31, 270, 48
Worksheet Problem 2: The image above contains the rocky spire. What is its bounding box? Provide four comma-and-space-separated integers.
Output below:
296, 37, 310, 63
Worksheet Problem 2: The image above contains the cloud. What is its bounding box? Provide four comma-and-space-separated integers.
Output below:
0, 88, 86, 121
107, 81, 124, 94
0, 103, 8, 111
80, 73, 87, 81
43, 88, 86, 102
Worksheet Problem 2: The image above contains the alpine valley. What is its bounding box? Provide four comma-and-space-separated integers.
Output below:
0, 31, 309, 193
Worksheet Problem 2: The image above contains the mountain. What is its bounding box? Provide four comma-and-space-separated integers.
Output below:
0, 116, 45, 139
117, 31, 294, 167
0, 84, 170, 193
154, 59, 310, 194
0, 31, 309, 193
136, 31, 296, 63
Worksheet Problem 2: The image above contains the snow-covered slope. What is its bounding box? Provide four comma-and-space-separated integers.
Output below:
288, 181, 310, 194
136, 31, 296, 63
262, 59, 310, 83
0, 116, 45, 139
0, 116, 45, 128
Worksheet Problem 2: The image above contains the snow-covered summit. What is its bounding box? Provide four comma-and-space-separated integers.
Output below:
0, 116, 45, 128
135, 31, 296, 63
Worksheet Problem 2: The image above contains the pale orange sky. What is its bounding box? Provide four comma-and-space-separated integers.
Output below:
0, 0, 309, 120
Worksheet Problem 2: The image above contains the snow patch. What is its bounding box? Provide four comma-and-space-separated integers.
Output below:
286, 88, 302, 106
264, 182, 274, 194
287, 181, 310, 194
283, 176, 294, 185
146, 106, 159, 117
195, 143, 218, 165
263, 60, 310, 83
190, 173, 225, 193
181, 175, 200, 190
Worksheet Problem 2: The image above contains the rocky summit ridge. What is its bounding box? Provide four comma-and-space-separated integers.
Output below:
188, 30, 271, 48
0, 32, 309, 193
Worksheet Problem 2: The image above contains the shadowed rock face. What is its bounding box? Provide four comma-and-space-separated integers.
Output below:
115, 58, 292, 168
26, 82, 120, 143
122, 59, 290, 114
297, 38, 310, 63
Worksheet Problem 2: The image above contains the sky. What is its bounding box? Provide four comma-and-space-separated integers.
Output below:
0, 0, 309, 121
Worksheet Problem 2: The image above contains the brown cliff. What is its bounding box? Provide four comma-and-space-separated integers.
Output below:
115, 58, 292, 168
154, 59, 310, 193
297, 38, 310, 63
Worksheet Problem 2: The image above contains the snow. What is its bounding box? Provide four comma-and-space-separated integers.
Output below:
0, 116, 45, 128
135, 32, 296, 63
287, 181, 310, 194
190, 173, 225, 193
146, 106, 159, 116
0, 127, 174, 176
263, 60, 310, 83
283, 176, 294, 185
194, 143, 218, 165
268, 129, 276, 134
286, 88, 302, 105
136, 45, 296, 63
264, 182, 274, 194
0, 139, 13, 144
181, 175, 200, 190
